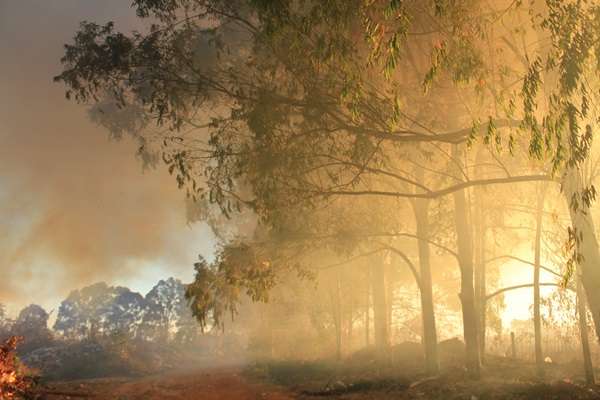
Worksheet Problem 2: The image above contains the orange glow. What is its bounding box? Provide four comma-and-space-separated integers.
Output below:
0, 337, 31, 399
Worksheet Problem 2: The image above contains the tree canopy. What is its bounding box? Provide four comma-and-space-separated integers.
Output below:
55, 0, 600, 376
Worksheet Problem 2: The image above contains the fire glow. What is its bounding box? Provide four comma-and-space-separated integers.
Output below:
0, 337, 30, 399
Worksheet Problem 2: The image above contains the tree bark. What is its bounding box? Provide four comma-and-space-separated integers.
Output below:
414, 198, 440, 375
473, 181, 486, 364
577, 272, 595, 384
563, 168, 600, 343
331, 269, 343, 361
386, 262, 394, 346
452, 145, 481, 378
265, 304, 274, 358
533, 185, 545, 378
473, 147, 487, 364
476, 248, 486, 363
372, 257, 389, 362
347, 295, 354, 353
510, 332, 516, 359
365, 265, 371, 347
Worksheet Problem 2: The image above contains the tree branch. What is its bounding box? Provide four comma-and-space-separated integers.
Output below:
314, 175, 554, 199
486, 255, 561, 278
485, 282, 573, 302
378, 243, 422, 289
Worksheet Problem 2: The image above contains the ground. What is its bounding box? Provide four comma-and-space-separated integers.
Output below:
27, 343, 600, 400
42, 367, 294, 400
36, 360, 600, 400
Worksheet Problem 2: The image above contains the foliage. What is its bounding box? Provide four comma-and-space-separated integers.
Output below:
54, 280, 198, 343
10, 305, 53, 355
54, 0, 600, 335
185, 245, 280, 330
0, 337, 33, 400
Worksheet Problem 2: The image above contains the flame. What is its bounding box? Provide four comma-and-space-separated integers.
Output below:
0, 337, 31, 399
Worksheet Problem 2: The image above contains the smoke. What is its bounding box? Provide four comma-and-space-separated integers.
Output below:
0, 1, 215, 315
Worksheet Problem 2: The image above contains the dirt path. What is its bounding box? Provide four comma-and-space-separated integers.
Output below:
44, 368, 296, 400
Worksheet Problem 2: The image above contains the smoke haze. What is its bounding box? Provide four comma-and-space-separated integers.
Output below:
0, 1, 215, 316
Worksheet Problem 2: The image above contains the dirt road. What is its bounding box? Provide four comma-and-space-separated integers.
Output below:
44, 368, 296, 400
36, 364, 600, 400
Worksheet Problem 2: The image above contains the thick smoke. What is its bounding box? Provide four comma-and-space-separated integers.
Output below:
0, 1, 214, 314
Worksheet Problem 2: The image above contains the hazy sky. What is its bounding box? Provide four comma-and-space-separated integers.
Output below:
0, 1, 216, 317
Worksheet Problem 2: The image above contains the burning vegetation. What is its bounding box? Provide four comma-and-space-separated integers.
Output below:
0, 337, 32, 400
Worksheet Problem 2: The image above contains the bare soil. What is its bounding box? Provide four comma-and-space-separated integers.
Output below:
41, 368, 295, 400
33, 355, 600, 400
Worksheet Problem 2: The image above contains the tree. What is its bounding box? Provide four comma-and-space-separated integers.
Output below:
577, 271, 595, 384
11, 304, 53, 354
0, 304, 11, 340
56, 0, 600, 376
451, 144, 480, 377
533, 184, 547, 378
412, 194, 439, 374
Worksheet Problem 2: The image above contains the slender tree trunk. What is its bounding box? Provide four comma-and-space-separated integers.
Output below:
366, 265, 371, 347
563, 168, 600, 343
372, 257, 389, 362
473, 148, 487, 364
347, 296, 354, 353
577, 271, 595, 384
386, 262, 394, 346
414, 198, 440, 375
265, 304, 274, 358
331, 269, 343, 361
473, 191, 486, 363
510, 332, 516, 359
452, 145, 481, 378
533, 185, 545, 378
337, 272, 343, 360
477, 249, 486, 363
